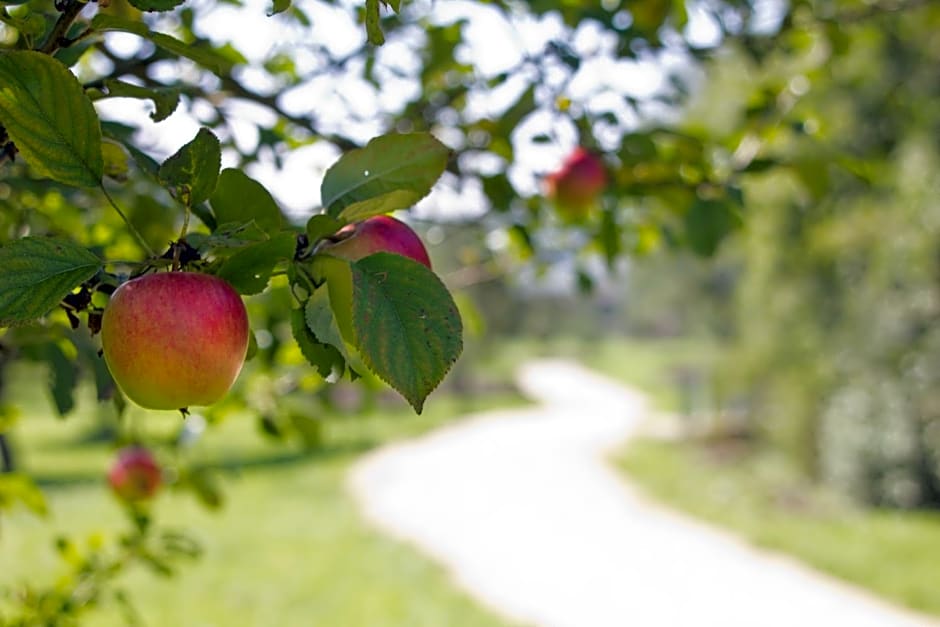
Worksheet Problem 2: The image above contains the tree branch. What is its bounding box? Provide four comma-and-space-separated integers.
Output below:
38, 0, 87, 55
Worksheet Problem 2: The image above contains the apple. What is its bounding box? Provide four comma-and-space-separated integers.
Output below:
545, 147, 607, 219
108, 446, 162, 502
324, 215, 432, 268
101, 272, 249, 410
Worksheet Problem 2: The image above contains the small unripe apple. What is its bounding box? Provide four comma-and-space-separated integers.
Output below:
324, 215, 432, 268
101, 272, 249, 410
545, 147, 607, 219
108, 446, 162, 502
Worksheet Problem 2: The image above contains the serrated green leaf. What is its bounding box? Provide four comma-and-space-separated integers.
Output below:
216, 232, 296, 295
0, 50, 103, 187
306, 214, 345, 243
100, 80, 180, 122
159, 128, 221, 207
0, 238, 102, 327
90, 15, 238, 76
128, 0, 185, 11
290, 307, 345, 379
321, 133, 449, 220
210, 169, 283, 234
350, 253, 462, 413
365, 0, 385, 45
305, 287, 348, 360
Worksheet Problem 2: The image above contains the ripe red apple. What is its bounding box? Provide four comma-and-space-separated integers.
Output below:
545, 147, 608, 219
324, 215, 432, 268
108, 446, 162, 502
101, 272, 249, 410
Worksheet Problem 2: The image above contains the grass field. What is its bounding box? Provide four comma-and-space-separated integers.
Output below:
561, 336, 940, 617
0, 363, 520, 627
617, 441, 940, 616
7, 334, 940, 622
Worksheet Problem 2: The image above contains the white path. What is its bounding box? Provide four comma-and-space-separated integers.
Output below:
348, 360, 937, 627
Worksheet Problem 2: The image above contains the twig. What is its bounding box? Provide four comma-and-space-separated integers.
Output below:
38, 0, 86, 55
100, 185, 157, 257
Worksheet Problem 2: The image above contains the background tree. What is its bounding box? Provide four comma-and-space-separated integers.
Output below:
2, 0, 938, 622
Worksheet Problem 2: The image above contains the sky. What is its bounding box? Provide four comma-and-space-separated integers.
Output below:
90, 0, 753, 219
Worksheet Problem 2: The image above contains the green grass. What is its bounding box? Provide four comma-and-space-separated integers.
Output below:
0, 364, 521, 627
550, 335, 940, 616
617, 438, 940, 616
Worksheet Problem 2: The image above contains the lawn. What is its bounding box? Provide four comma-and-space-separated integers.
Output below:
617, 440, 940, 616
565, 336, 940, 617
0, 363, 521, 627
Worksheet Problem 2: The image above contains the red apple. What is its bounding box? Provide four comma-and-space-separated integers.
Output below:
545, 147, 607, 219
101, 272, 249, 410
324, 215, 432, 269
108, 446, 162, 502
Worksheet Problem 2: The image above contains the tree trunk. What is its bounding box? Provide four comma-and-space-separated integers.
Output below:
0, 433, 12, 472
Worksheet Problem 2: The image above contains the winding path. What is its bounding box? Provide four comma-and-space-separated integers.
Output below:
348, 360, 937, 627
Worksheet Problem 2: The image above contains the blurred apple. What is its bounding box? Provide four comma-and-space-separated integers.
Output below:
101, 272, 250, 410
545, 148, 607, 220
108, 446, 161, 502
324, 215, 432, 268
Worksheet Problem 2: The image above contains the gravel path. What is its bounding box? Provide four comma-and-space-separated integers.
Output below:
348, 360, 937, 627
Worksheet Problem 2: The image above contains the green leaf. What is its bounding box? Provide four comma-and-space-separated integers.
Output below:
216, 232, 296, 295
305, 287, 348, 360
90, 15, 238, 76
321, 133, 450, 220
684, 198, 743, 257
306, 214, 345, 243
101, 80, 180, 122
184, 468, 223, 510
308, 255, 355, 343
128, 0, 185, 11
210, 169, 283, 234
365, 0, 385, 45
288, 413, 322, 449
0, 473, 48, 516
159, 128, 221, 207
0, 50, 103, 187
497, 85, 535, 137
102, 122, 160, 178
44, 342, 77, 416
101, 139, 130, 181
290, 307, 345, 379
349, 253, 462, 413
269, 0, 291, 15
0, 237, 102, 327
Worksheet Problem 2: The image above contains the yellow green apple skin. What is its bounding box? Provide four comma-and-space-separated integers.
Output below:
325, 215, 432, 268
101, 272, 250, 410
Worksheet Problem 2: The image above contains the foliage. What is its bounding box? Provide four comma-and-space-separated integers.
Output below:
696, 1, 940, 507
1, 0, 936, 621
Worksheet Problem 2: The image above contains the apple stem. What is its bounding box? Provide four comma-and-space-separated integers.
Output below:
101, 186, 157, 258
172, 205, 192, 271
